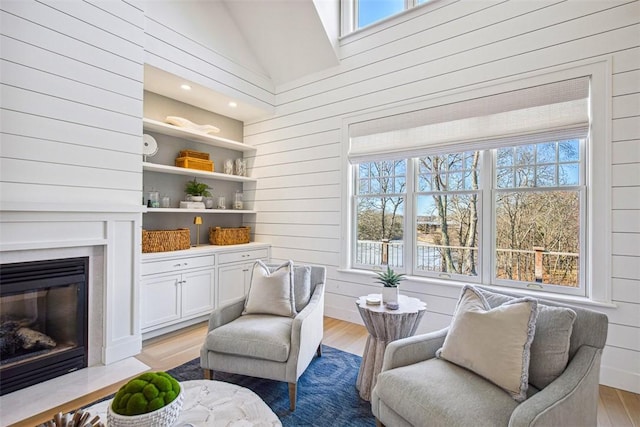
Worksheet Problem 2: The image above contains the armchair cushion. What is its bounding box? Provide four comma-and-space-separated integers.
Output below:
269, 264, 311, 313
243, 260, 295, 317
437, 285, 538, 402
476, 287, 577, 390
205, 314, 293, 362
376, 358, 531, 427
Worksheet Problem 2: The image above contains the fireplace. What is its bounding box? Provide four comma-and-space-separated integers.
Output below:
0, 257, 88, 396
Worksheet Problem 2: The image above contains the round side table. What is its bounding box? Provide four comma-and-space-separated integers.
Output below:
355, 294, 427, 401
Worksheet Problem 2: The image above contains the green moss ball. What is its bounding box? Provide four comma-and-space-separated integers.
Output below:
111, 372, 181, 416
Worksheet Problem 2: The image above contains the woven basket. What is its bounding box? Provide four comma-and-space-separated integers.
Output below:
142, 229, 190, 253
175, 156, 214, 172
209, 226, 251, 245
179, 149, 209, 160
107, 387, 184, 427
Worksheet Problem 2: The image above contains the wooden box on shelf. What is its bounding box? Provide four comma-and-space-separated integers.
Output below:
175, 156, 214, 172
209, 226, 250, 245
179, 149, 209, 160
142, 228, 191, 253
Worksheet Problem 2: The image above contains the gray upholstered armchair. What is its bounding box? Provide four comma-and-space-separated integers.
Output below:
200, 263, 326, 411
371, 286, 608, 427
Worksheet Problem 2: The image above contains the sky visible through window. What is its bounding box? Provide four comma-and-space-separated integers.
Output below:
358, 0, 404, 28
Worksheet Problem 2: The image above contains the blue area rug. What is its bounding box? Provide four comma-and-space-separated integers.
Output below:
167, 345, 374, 426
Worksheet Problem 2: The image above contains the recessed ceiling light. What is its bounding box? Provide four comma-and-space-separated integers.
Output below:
180, 84, 192, 91
228, 101, 238, 108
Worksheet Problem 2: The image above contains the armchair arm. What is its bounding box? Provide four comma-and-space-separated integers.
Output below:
381, 328, 449, 372
288, 283, 325, 381
207, 298, 245, 332
509, 346, 602, 427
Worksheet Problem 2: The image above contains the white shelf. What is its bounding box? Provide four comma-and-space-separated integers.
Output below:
143, 118, 256, 152
145, 208, 256, 214
143, 162, 257, 183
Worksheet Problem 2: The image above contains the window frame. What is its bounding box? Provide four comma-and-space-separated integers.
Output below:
341, 0, 431, 36
340, 60, 611, 304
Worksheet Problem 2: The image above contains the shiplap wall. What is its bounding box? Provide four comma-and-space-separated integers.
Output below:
242, 0, 640, 393
0, 0, 144, 206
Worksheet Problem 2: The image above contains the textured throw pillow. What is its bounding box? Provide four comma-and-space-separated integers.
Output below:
243, 260, 296, 317
528, 304, 576, 389
269, 264, 311, 313
437, 285, 538, 402
475, 287, 576, 390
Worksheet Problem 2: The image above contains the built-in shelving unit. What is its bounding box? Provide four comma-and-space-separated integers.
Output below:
143, 118, 256, 152
144, 208, 257, 214
143, 162, 256, 183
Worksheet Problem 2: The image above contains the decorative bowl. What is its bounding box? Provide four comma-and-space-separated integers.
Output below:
107, 387, 184, 427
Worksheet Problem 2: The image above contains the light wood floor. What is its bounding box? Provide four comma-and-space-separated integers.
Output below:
13, 317, 639, 427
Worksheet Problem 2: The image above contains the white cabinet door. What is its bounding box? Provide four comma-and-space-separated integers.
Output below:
218, 263, 251, 307
181, 268, 215, 318
141, 274, 181, 330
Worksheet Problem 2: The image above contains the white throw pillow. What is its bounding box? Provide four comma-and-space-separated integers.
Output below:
243, 260, 296, 317
437, 285, 538, 402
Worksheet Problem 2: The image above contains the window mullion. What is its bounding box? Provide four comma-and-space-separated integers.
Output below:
406, 158, 416, 275
482, 149, 494, 285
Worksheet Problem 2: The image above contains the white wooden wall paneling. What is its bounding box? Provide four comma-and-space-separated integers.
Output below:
252, 145, 340, 170
0, 110, 141, 155
245, 129, 340, 154
84, 0, 145, 28
613, 117, 640, 141
612, 164, 640, 187
613, 46, 640, 73
257, 172, 340, 191
0, 134, 140, 173
244, 120, 340, 145
254, 158, 340, 179
0, 11, 141, 80
259, 235, 339, 253
612, 233, 640, 257
613, 188, 640, 210
0, 158, 141, 191
248, 24, 639, 137
251, 223, 339, 239
612, 211, 640, 233
0, 36, 142, 99
39, 0, 145, 46
1, 61, 141, 118
257, 211, 339, 226
613, 69, 640, 96
612, 140, 640, 164
601, 346, 640, 392
0, 182, 141, 206
144, 19, 274, 104
250, 184, 340, 201
1, 1, 143, 63
612, 278, 640, 303
274, 0, 629, 108
256, 198, 341, 212
270, 247, 339, 267
144, 17, 272, 92
612, 255, 640, 279
1, 85, 140, 136
612, 94, 640, 120
607, 324, 640, 352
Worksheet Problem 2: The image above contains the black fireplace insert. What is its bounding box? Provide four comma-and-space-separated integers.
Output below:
0, 257, 89, 395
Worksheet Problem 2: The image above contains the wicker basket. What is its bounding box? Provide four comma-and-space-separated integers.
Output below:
175, 156, 214, 172
142, 229, 191, 253
209, 226, 251, 245
179, 149, 209, 160
107, 387, 184, 427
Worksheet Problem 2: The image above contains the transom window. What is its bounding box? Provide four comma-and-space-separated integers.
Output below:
342, 0, 436, 35
352, 139, 586, 296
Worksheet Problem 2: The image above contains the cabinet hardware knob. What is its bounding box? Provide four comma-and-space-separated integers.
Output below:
183, 263, 188, 266
173, 264, 181, 267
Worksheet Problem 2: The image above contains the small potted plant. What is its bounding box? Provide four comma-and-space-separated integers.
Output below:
185, 178, 211, 202
375, 266, 405, 305
108, 371, 183, 427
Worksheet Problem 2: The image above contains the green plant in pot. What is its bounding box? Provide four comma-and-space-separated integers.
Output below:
109, 372, 183, 425
375, 266, 405, 305
185, 178, 211, 202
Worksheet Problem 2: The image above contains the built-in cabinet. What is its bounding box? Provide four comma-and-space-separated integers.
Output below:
217, 246, 269, 307
140, 243, 270, 338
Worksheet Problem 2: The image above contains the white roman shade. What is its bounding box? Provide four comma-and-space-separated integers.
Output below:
348, 77, 590, 163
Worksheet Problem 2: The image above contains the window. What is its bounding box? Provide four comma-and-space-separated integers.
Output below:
353, 139, 586, 296
344, 67, 610, 299
342, 0, 436, 35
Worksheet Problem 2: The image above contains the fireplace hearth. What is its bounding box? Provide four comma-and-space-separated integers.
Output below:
0, 257, 88, 396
